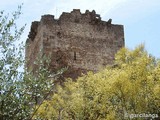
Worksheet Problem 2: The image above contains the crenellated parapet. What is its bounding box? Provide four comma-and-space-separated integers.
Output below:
41, 14, 55, 25
30, 9, 111, 26
28, 21, 40, 41
59, 9, 107, 25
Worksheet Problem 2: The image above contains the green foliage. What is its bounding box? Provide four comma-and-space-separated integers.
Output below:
0, 6, 58, 120
0, 5, 26, 119
34, 45, 160, 120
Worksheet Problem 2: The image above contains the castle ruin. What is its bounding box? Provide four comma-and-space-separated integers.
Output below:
25, 9, 125, 79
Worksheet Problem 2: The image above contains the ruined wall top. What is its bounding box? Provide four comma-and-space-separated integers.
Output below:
40, 9, 112, 25
59, 9, 100, 23
28, 9, 117, 41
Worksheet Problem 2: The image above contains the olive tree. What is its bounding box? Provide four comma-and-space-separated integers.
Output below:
0, 6, 58, 119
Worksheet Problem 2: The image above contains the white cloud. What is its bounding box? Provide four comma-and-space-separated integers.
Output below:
47, 0, 127, 19
1, 0, 160, 20
105, 0, 160, 23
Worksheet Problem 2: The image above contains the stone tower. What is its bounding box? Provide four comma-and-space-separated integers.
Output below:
25, 9, 124, 79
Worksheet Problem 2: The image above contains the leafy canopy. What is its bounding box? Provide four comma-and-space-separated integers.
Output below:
34, 45, 160, 120
0, 6, 57, 120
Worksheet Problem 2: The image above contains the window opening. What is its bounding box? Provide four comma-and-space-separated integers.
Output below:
74, 52, 76, 60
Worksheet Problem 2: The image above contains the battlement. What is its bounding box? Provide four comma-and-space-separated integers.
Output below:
28, 21, 39, 41
30, 9, 111, 26
26, 9, 125, 79
59, 9, 105, 24
28, 9, 116, 42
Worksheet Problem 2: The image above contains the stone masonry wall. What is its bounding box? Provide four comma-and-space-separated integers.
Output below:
25, 9, 124, 79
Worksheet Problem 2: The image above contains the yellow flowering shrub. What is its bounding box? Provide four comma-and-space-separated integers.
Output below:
34, 45, 160, 120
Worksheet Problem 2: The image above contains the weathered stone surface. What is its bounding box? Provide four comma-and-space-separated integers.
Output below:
25, 9, 125, 79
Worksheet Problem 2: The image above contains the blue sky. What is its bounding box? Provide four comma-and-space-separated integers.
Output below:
1, 0, 160, 58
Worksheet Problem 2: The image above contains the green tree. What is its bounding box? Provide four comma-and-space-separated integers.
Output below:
34, 45, 160, 120
0, 6, 58, 120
